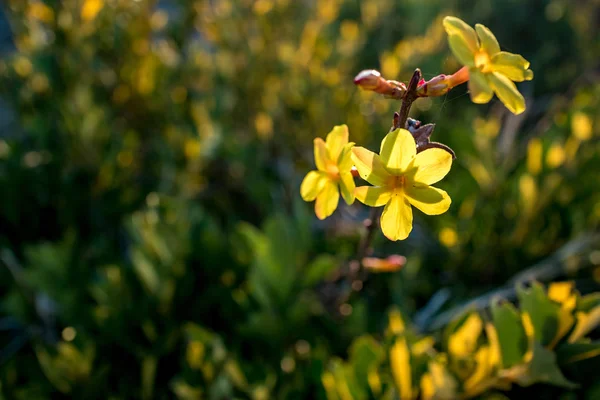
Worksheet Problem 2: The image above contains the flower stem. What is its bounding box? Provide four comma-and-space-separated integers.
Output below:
326, 69, 423, 314
355, 69, 421, 259
394, 69, 422, 130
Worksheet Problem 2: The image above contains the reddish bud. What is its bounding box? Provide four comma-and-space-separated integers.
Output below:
416, 74, 450, 97
416, 67, 470, 98
354, 69, 382, 90
362, 255, 406, 273
354, 69, 407, 99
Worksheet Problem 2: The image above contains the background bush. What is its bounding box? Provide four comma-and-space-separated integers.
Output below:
0, 0, 599, 399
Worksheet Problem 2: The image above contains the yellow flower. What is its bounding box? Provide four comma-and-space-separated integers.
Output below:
300, 125, 355, 220
443, 16, 533, 115
352, 129, 452, 241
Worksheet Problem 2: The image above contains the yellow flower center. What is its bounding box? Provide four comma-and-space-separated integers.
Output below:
326, 162, 340, 180
387, 175, 406, 189
474, 50, 492, 73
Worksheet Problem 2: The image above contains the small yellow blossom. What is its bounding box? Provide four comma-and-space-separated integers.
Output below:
443, 16, 533, 115
82, 0, 104, 22
300, 125, 355, 219
352, 129, 452, 241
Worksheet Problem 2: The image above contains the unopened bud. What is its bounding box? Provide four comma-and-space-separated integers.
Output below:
354, 69, 382, 90
354, 69, 407, 99
362, 255, 406, 273
417, 67, 470, 98
416, 74, 451, 97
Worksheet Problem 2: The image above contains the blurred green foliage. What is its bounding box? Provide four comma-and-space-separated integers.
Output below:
0, 0, 599, 398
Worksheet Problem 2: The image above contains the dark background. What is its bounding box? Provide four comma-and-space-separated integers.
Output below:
0, 0, 598, 398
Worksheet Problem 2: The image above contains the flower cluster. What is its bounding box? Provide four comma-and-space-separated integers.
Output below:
301, 16, 533, 241
301, 126, 452, 241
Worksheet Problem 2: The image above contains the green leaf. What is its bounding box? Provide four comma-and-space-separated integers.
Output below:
509, 342, 578, 389
183, 323, 215, 343
130, 248, 159, 295
303, 254, 338, 287
349, 336, 384, 394
481, 393, 511, 400
238, 221, 287, 307
141, 356, 157, 400
516, 282, 561, 346
491, 300, 528, 368
557, 341, 600, 365
330, 358, 365, 399
557, 342, 600, 388
578, 293, 600, 313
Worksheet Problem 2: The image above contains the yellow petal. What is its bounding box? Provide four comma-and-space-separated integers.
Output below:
411, 148, 453, 185
314, 137, 328, 172
314, 180, 339, 220
351, 147, 391, 186
390, 337, 412, 399
381, 193, 413, 241
488, 72, 526, 115
423, 361, 458, 400
448, 313, 483, 358
405, 185, 451, 215
325, 125, 349, 162
443, 16, 478, 53
491, 52, 534, 82
475, 24, 500, 56
484, 323, 502, 368
448, 34, 476, 67
380, 129, 416, 174
568, 306, 600, 343
338, 142, 355, 172
548, 281, 576, 305
421, 373, 434, 400
468, 69, 494, 104
464, 346, 493, 395
339, 172, 355, 205
355, 186, 392, 207
300, 170, 328, 201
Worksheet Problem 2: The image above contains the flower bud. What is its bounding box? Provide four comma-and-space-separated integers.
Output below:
362, 255, 406, 272
354, 70, 407, 99
417, 74, 451, 97
416, 67, 469, 98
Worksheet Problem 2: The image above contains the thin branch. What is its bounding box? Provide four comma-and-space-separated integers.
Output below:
421, 232, 600, 332
322, 69, 424, 314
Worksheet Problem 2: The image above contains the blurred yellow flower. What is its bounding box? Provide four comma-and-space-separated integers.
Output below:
439, 227, 458, 247
571, 112, 593, 141
352, 129, 452, 241
28, 2, 54, 23
300, 125, 355, 220
443, 16, 533, 115
82, 0, 104, 22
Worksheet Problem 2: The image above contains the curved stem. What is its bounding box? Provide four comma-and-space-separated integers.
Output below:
354, 69, 422, 264
326, 69, 423, 314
